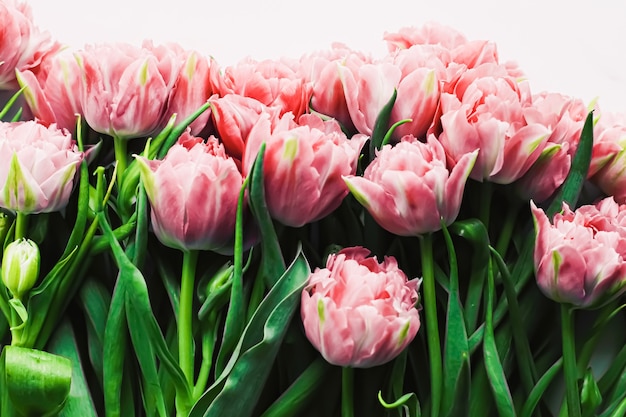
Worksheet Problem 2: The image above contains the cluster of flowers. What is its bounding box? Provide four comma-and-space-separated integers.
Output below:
1, 0, 626, 415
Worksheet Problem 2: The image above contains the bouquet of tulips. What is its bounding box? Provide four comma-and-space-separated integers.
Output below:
0, 1, 625, 416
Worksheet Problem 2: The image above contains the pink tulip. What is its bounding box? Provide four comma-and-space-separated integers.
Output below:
383, 22, 469, 52
166, 50, 215, 135
588, 111, 626, 203
213, 57, 312, 118
16, 48, 83, 133
531, 198, 626, 308
339, 58, 401, 136
136, 132, 243, 252
0, 121, 83, 214
243, 112, 367, 227
208, 94, 275, 161
0, 0, 59, 90
76, 41, 181, 139
301, 246, 421, 368
344, 135, 477, 236
385, 46, 443, 140
515, 92, 588, 202
438, 63, 551, 183
298, 46, 371, 133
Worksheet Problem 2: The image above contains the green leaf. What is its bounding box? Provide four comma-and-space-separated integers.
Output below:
79, 278, 111, 387
449, 219, 490, 334
259, 357, 335, 417
519, 358, 563, 417
581, 368, 602, 417
440, 223, 471, 417
48, 319, 98, 417
546, 110, 594, 217
248, 142, 286, 287
188, 250, 311, 417
483, 258, 516, 417
3, 345, 72, 417
369, 89, 397, 156
378, 390, 422, 417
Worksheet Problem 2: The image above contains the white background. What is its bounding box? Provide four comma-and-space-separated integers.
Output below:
26, 0, 626, 113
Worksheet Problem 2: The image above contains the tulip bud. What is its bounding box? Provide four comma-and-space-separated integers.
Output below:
1, 238, 40, 299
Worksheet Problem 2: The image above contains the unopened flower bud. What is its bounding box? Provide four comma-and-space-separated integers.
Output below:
2, 238, 40, 299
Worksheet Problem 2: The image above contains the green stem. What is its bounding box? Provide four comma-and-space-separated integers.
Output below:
494, 202, 520, 258
341, 366, 354, 417
561, 304, 581, 417
420, 233, 442, 417
192, 311, 217, 399
14, 212, 28, 240
179, 250, 199, 388
479, 181, 493, 230
113, 135, 128, 185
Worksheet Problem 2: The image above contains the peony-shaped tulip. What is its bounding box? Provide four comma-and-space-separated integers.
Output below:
531, 198, 626, 308
17, 48, 83, 133
243, 112, 367, 228
344, 135, 477, 236
301, 247, 420, 368
515, 92, 587, 202
136, 132, 243, 252
588, 111, 626, 203
0, 121, 83, 214
212, 57, 312, 118
75, 41, 181, 139
166, 50, 216, 136
208, 94, 275, 161
0, 0, 59, 90
438, 62, 551, 183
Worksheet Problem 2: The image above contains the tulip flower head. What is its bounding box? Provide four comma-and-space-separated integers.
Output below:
301, 247, 421, 368
0, 121, 83, 214
531, 198, 626, 308
344, 135, 477, 236
1, 238, 40, 299
244, 112, 367, 227
136, 132, 243, 252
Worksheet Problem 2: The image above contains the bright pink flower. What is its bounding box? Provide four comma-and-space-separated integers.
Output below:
16, 48, 83, 133
166, 50, 215, 135
208, 94, 275, 161
515, 92, 588, 202
531, 198, 626, 308
213, 57, 312, 118
0, 0, 59, 90
588, 111, 626, 202
344, 135, 476, 236
438, 63, 551, 183
136, 132, 243, 252
243, 113, 367, 227
301, 246, 420, 368
76, 41, 181, 139
0, 121, 83, 214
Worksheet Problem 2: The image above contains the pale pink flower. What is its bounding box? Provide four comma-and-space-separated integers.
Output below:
301, 246, 420, 368
208, 94, 276, 161
136, 132, 242, 251
531, 198, 626, 308
0, 0, 60, 90
166, 50, 216, 135
17, 48, 83, 133
213, 57, 312, 118
299, 45, 371, 133
515, 92, 588, 202
76, 41, 181, 139
344, 135, 476, 236
588, 111, 626, 203
383, 22, 469, 51
0, 121, 83, 213
339, 57, 401, 136
243, 112, 367, 227
438, 62, 551, 183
